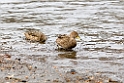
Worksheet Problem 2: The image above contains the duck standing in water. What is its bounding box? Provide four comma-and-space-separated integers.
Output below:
24, 29, 47, 43
56, 31, 80, 50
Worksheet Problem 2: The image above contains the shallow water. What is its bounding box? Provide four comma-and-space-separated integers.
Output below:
0, 0, 124, 82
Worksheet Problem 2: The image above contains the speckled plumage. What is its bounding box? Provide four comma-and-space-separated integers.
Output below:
56, 31, 80, 49
24, 29, 47, 43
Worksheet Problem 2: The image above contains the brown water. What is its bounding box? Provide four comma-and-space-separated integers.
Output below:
0, 0, 124, 82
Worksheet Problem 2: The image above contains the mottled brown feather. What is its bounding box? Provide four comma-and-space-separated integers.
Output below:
24, 29, 47, 42
56, 31, 80, 49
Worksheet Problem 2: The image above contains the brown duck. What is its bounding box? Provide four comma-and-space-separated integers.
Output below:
24, 29, 47, 43
56, 31, 80, 49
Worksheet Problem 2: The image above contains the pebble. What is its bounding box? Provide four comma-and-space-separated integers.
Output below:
70, 69, 76, 74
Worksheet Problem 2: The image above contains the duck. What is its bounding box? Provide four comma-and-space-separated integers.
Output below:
56, 31, 80, 50
24, 29, 47, 43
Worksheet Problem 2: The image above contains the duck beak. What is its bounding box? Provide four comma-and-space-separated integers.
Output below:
76, 36, 80, 39
76, 36, 82, 41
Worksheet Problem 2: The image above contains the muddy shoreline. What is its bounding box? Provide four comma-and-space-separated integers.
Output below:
0, 53, 123, 83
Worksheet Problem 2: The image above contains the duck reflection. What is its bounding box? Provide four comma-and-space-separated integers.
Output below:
58, 51, 77, 59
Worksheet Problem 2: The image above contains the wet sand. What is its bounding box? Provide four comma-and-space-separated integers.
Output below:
0, 53, 123, 83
